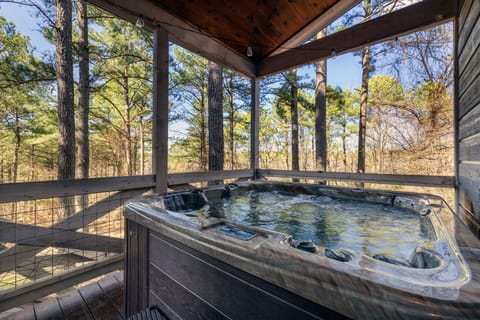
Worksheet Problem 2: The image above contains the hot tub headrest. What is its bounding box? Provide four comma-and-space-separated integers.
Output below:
372, 246, 442, 269
162, 190, 207, 212
409, 247, 442, 269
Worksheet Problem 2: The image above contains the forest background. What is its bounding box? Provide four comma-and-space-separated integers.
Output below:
0, 0, 454, 201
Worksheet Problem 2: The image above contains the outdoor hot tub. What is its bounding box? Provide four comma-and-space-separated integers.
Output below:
123, 181, 480, 319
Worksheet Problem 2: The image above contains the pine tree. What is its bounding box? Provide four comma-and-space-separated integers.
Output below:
208, 61, 223, 183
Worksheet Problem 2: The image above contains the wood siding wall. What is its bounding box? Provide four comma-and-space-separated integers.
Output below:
457, 0, 480, 238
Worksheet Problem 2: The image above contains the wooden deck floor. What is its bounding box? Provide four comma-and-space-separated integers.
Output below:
0, 270, 125, 320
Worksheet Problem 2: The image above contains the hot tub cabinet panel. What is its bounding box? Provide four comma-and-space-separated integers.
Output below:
124, 181, 480, 320
128, 222, 349, 320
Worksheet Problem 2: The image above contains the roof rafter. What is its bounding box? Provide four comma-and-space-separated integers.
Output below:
269, 0, 361, 57
257, 0, 457, 77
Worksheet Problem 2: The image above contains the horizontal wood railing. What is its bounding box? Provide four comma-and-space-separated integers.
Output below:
0, 220, 123, 253
0, 175, 156, 203
257, 169, 455, 187
0, 170, 254, 203
0, 175, 156, 312
0, 255, 123, 313
168, 169, 253, 185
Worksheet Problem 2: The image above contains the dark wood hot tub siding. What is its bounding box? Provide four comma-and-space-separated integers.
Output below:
457, 0, 480, 239
125, 220, 349, 320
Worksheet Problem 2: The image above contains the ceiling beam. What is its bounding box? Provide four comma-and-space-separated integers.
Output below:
269, 0, 361, 57
87, 0, 256, 78
257, 0, 456, 77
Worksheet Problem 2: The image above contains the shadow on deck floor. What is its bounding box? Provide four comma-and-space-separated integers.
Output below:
0, 270, 124, 320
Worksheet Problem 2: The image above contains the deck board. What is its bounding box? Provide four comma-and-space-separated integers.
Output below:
1, 304, 35, 320
57, 287, 94, 320
1, 270, 125, 320
97, 273, 124, 316
113, 270, 124, 283
33, 298, 63, 320
78, 281, 124, 320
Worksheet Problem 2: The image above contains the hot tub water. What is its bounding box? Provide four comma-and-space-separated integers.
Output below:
194, 190, 435, 261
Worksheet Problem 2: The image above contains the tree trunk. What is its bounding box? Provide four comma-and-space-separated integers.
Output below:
77, 0, 89, 180
228, 74, 235, 169
342, 129, 347, 170
13, 106, 20, 183
290, 69, 299, 181
208, 61, 224, 184
315, 29, 327, 181
56, 0, 75, 217
357, 45, 371, 177
140, 116, 145, 175
357, 0, 373, 184
300, 127, 308, 170
312, 133, 316, 169
30, 144, 35, 181
77, 0, 89, 210
133, 130, 138, 174
123, 71, 133, 176
200, 94, 207, 170
285, 129, 289, 170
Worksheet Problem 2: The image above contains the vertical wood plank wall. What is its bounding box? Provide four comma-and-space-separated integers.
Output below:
457, 0, 480, 238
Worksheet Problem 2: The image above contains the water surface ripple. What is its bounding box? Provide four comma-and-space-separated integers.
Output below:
202, 191, 435, 260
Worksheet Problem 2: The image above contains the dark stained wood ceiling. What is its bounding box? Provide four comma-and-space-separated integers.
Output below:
89, 0, 454, 77
151, 0, 339, 61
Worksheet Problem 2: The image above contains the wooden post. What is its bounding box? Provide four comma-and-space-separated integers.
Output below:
153, 27, 169, 193
250, 78, 260, 179
453, 0, 459, 218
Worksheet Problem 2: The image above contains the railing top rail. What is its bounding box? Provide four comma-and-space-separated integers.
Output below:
257, 169, 455, 188
0, 169, 453, 203
0, 175, 155, 203
0, 170, 254, 203
167, 169, 252, 185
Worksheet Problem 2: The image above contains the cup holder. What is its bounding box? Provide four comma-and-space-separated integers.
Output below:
324, 248, 353, 262
290, 239, 318, 253
409, 248, 443, 269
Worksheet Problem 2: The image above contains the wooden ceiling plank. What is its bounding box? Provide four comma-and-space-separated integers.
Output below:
304, 0, 333, 15
263, 0, 343, 57
87, 0, 256, 77
270, 0, 361, 56
200, 4, 279, 58
258, 0, 456, 77
304, 0, 320, 16
152, 0, 338, 60
284, 1, 309, 26
252, 0, 339, 58
154, 1, 273, 58
151, 0, 299, 60
245, 6, 289, 58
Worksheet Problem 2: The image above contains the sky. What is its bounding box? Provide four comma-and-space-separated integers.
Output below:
327, 54, 361, 90
0, 3, 362, 91
0, 3, 53, 54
